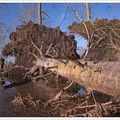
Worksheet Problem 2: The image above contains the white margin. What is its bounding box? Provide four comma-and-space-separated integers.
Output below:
0, 0, 120, 3
0, 117, 120, 119
0, 0, 120, 120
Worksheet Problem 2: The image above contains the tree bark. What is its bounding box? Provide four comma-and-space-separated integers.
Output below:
0, 57, 5, 69
30, 57, 120, 98
85, 3, 91, 21
38, 3, 43, 74
38, 3, 42, 25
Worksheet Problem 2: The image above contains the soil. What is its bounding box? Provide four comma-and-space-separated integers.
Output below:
69, 19, 120, 61
0, 20, 120, 117
9, 76, 120, 117
2, 21, 79, 68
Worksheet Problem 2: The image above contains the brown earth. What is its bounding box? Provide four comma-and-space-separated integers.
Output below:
69, 19, 120, 61
2, 21, 79, 68
1, 20, 120, 117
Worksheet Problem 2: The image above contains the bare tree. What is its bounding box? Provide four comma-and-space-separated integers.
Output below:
85, 3, 91, 21
38, 3, 42, 25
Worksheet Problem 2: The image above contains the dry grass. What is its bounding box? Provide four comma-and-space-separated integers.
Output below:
10, 89, 120, 117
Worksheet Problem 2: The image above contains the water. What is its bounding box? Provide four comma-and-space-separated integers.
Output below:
0, 81, 16, 116
0, 77, 58, 116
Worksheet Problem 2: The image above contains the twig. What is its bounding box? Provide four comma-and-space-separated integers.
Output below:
45, 43, 53, 56
45, 44, 59, 58
95, 26, 120, 39
75, 100, 112, 110
93, 34, 102, 39
41, 10, 51, 20
101, 101, 112, 106
75, 104, 97, 109
46, 81, 74, 104
63, 81, 74, 91
51, 100, 68, 105
31, 40, 43, 57
101, 104, 108, 116
53, 47, 59, 58
32, 71, 55, 81
91, 90, 97, 107
58, 3, 70, 26
89, 19, 95, 28
47, 90, 63, 103
71, 6, 90, 41
83, 47, 89, 60
29, 51, 38, 59
92, 36, 105, 50
75, 100, 87, 109
109, 32, 120, 52
69, 114, 86, 117
107, 26, 120, 39
87, 112, 93, 117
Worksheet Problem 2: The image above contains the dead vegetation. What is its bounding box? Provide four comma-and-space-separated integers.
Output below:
69, 19, 120, 61
2, 21, 79, 68
1, 20, 120, 117
10, 89, 120, 117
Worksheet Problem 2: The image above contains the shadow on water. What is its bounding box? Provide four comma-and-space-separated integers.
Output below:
0, 76, 58, 117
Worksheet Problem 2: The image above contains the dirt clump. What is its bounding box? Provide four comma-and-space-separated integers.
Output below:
2, 21, 79, 68
69, 19, 120, 61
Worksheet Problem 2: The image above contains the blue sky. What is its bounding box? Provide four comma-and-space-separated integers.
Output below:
1, 3, 120, 51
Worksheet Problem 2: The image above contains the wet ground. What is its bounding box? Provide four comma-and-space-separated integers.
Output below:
0, 77, 58, 117
0, 75, 120, 117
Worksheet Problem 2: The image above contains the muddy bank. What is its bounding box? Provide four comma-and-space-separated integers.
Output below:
0, 67, 120, 117
0, 20, 120, 117
0, 77, 59, 117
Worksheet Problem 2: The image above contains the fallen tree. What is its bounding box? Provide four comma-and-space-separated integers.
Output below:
28, 56, 120, 98
69, 19, 120, 61
2, 21, 120, 98
2, 21, 79, 68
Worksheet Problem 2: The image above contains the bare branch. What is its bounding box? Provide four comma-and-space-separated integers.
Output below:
71, 6, 90, 41
45, 43, 58, 58
29, 51, 38, 59
31, 40, 43, 57
58, 3, 70, 26
38, 3, 42, 25
63, 81, 74, 91
107, 26, 120, 39
92, 36, 105, 50
41, 10, 51, 20
45, 43, 53, 56
109, 32, 120, 52
95, 26, 120, 39
71, 6, 91, 60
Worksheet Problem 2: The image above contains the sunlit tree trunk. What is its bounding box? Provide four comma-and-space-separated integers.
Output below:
29, 57, 120, 98
38, 3, 42, 25
85, 3, 91, 21
38, 3, 43, 74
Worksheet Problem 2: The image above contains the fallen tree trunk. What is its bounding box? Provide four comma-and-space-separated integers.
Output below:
29, 57, 120, 98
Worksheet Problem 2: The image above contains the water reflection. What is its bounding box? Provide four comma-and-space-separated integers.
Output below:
0, 77, 58, 116
0, 79, 16, 116
2, 80, 11, 87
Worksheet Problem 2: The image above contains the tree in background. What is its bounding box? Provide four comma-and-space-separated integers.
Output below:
0, 23, 4, 50
38, 3, 42, 25
85, 3, 91, 21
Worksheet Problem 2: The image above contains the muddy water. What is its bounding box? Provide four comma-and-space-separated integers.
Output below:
0, 78, 58, 117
